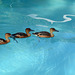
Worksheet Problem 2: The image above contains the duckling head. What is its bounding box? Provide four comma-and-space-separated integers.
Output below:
25, 28, 34, 33
50, 28, 59, 33
5, 33, 11, 37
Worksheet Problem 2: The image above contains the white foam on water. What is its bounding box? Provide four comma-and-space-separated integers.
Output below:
27, 14, 56, 24
58, 14, 75, 22
27, 14, 75, 24
36, 25, 49, 27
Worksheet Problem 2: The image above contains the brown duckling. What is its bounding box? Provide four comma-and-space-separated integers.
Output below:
32, 28, 59, 38
0, 33, 11, 45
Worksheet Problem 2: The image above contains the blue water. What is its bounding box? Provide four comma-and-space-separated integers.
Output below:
0, 0, 75, 75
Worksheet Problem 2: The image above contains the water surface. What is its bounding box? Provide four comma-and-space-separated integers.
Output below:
0, 0, 75, 75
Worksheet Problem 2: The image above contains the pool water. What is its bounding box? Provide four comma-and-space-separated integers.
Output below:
0, 0, 75, 75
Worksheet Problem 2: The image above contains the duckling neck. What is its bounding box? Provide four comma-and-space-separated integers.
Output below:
50, 33, 54, 37
5, 37, 10, 43
26, 31, 31, 37
27, 33, 31, 37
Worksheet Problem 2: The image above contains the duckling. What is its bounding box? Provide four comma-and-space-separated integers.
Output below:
0, 33, 11, 45
32, 28, 59, 38
11, 28, 34, 38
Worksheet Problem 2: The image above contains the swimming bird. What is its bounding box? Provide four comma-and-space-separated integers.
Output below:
32, 28, 59, 38
0, 33, 11, 45
11, 28, 34, 38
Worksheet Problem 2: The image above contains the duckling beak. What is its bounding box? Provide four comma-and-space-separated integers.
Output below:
10, 35, 18, 43
30, 29, 34, 31
55, 30, 59, 32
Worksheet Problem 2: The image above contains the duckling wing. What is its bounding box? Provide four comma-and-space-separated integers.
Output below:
33, 31, 50, 36
0, 38, 6, 43
39, 31, 51, 36
12, 32, 27, 37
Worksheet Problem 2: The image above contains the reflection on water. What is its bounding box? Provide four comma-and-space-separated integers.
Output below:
0, 0, 75, 75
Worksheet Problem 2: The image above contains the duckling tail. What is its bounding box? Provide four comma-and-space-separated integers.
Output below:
32, 32, 39, 35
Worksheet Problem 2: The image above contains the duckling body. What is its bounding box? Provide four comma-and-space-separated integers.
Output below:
0, 33, 11, 45
11, 28, 34, 38
32, 28, 59, 38
33, 31, 51, 38
12, 32, 28, 38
